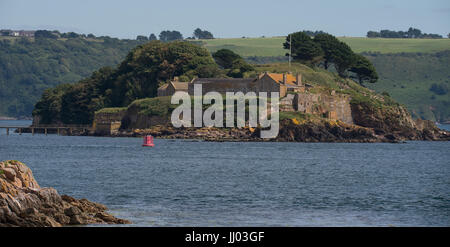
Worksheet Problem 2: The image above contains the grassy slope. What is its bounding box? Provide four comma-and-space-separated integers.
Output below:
200, 37, 450, 56
366, 52, 449, 122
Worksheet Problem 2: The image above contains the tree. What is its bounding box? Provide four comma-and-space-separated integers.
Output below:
429, 83, 448, 95
407, 27, 422, 38
313, 33, 341, 69
349, 54, 378, 85
212, 49, 242, 69
313, 33, 357, 73
201, 30, 214, 39
60, 83, 95, 124
331, 41, 355, 77
136, 35, 148, 41
286, 31, 367, 78
114, 41, 222, 102
193, 28, 202, 39
211, 48, 253, 77
195, 64, 223, 78
66, 32, 80, 39
33, 84, 72, 124
367, 31, 380, 38
227, 59, 254, 78
193, 28, 214, 39
366, 27, 442, 39
421, 33, 443, 39
149, 33, 157, 40
33, 41, 221, 124
159, 30, 183, 42
301, 30, 326, 37
112, 41, 219, 104
380, 29, 400, 38
283, 32, 323, 66
35, 30, 58, 39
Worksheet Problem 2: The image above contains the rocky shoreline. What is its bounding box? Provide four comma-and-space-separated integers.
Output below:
80, 98, 450, 142
90, 118, 450, 143
0, 160, 130, 227
20, 111, 450, 143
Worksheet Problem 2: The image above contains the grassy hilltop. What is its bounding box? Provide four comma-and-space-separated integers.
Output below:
199, 36, 450, 56
198, 37, 450, 122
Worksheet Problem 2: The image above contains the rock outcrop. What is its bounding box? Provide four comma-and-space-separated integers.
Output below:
350, 102, 450, 141
102, 115, 449, 143
276, 119, 379, 142
0, 160, 130, 227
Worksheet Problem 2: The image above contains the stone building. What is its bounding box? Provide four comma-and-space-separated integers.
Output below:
92, 71, 356, 130
157, 73, 304, 97
186, 72, 304, 97
291, 92, 353, 124
157, 80, 189, 97
155, 72, 353, 124
188, 77, 258, 95
92, 109, 126, 135
257, 72, 304, 97
0, 30, 35, 37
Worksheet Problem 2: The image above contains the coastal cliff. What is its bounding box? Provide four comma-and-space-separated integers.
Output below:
350, 101, 449, 141
0, 160, 130, 227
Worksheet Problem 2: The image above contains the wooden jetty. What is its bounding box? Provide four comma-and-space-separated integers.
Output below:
0, 125, 92, 136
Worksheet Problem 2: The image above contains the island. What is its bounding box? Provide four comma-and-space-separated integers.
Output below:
28, 36, 449, 142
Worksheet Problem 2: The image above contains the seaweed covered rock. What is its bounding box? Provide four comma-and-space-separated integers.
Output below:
276, 119, 380, 142
0, 160, 131, 227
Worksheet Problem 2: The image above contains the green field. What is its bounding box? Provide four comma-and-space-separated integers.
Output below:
200, 37, 450, 56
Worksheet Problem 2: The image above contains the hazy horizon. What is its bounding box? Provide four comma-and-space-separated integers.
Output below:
1, 0, 449, 39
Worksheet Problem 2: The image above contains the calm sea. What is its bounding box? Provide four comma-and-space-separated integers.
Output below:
0, 120, 449, 226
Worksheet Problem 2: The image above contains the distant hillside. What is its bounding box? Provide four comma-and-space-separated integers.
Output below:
0, 36, 146, 118
365, 51, 450, 122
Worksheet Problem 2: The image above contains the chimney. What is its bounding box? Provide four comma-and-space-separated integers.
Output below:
283, 73, 287, 84
173, 76, 179, 82
296, 74, 302, 86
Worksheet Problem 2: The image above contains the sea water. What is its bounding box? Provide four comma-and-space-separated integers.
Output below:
0, 120, 449, 226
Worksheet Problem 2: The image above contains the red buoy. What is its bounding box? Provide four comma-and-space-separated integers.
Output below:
142, 135, 155, 147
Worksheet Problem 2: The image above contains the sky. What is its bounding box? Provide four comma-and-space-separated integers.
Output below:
1, 0, 449, 39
